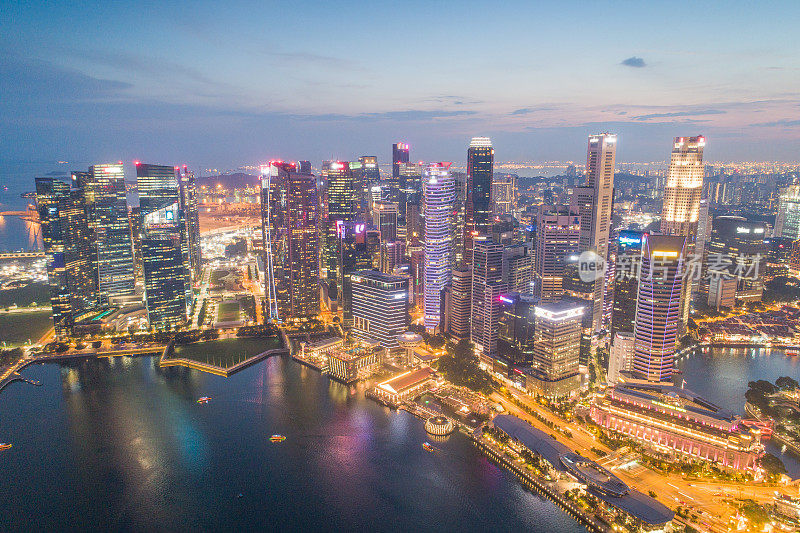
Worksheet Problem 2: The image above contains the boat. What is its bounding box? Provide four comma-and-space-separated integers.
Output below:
0, 443, 11, 451
196, 396, 212, 404
269, 434, 286, 443
786, 349, 798, 356
422, 442, 434, 453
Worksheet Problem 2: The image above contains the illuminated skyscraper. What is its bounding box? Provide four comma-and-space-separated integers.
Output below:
661, 136, 706, 237
36, 178, 95, 336
534, 210, 580, 300
529, 301, 584, 397
448, 266, 472, 339
471, 237, 506, 356
775, 184, 800, 240
573, 133, 616, 332
492, 173, 516, 217
338, 220, 372, 325
136, 163, 190, 328
632, 234, 686, 383
610, 230, 644, 337
372, 200, 398, 242
390, 142, 409, 204
73, 164, 135, 304
706, 216, 766, 309
351, 270, 409, 350
325, 161, 357, 284
464, 137, 493, 266
423, 162, 455, 331
177, 166, 201, 281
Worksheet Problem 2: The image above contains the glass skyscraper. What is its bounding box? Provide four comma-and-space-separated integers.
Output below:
423, 162, 455, 331
464, 137, 493, 266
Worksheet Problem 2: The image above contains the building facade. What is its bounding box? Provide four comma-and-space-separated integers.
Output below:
471, 237, 506, 356
351, 271, 409, 350
423, 163, 455, 331
464, 137, 493, 267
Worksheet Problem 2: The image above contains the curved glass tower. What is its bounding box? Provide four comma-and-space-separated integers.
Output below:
423, 163, 455, 331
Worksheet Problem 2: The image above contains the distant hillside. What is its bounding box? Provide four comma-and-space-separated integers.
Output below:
197, 173, 259, 188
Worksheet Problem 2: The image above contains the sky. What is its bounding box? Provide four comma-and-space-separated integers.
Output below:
1, 0, 799, 171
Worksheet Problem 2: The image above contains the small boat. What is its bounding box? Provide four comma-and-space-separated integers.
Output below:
269, 434, 286, 443
0, 443, 11, 451
422, 442, 434, 453
786, 349, 798, 356
196, 396, 212, 404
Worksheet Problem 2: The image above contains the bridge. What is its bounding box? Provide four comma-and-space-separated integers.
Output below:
0, 252, 45, 259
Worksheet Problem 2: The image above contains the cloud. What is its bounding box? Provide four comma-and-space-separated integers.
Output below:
510, 106, 556, 116
633, 109, 725, 120
0, 52, 132, 104
750, 119, 800, 127
294, 109, 477, 122
620, 56, 646, 68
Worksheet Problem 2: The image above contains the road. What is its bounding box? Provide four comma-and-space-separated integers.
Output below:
490, 389, 794, 533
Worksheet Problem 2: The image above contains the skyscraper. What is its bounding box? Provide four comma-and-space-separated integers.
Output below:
610, 230, 644, 337
448, 266, 472, 339
529, 300, 584, 397
136, 163, 190, 328
423, 162, 455, 331
36, 178, 95, 336
177, 166, 201, 281
660, 136, 705, 332
351, 271, 409, 350
775, 184, 800, 240
390, 142, 409, 204
497, 292, 537, 369
632, 234, 686, 383
372, 200, 398, 242
74, 164, 135, 305
706, 216, 767, 309
534, 210, 580, 300
661, 136, 706, 237
464, 137, 493, 266
471, 237, 506, 356
261, 162, 320, 320
573, 133, 616, 332
492, 173, 516, 217
326, 161, 357, 284
338, 220, 372, 326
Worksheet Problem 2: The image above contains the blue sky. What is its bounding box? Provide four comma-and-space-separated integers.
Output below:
2, 0, 799, 170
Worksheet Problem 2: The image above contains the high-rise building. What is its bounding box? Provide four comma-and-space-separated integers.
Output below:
260, 162, 320, 320
471, 237, 506, 356
607, 331, 635, 384
464, 137, 493, 267
136, 163, 190, 328
528, 300, 584, 397
610, 230, 644, 337
447, 266, 472, 339
36, 178, 95, 336
372, 200, 398, 242
706, 216, 767, 309
338, 221, 372, 325
298, 160, 312, 174
497, 292, 537, 369
177, 166, 201, 281
573, 133, 616, 332
390, 142, 410, 203
492, 173, 517, 217
351, 270, 409, 350
503, 243, 534, 294
325, 161, 357, 284
423, 162, 455, 331
661, 136, 706, 237
73, 164, 135, 305
380, 240, 404, 274
534, 210, 580, 299
632, 234, 686, 383
660, 136, 705, 333
775, 184, 800, 240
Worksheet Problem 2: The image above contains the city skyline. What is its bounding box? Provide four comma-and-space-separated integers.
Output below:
2, 2, 800, 167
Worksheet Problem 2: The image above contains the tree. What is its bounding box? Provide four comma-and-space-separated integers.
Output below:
758, 453, 786, 478
436, 339, 493, 394
776, 376, 799, 391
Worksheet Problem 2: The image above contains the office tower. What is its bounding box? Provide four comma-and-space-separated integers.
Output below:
492, 173, 516, 217
359, 156, 379, 185
136, 163, 190, 328
338, 221, 372, 325
661, 136, 706, 237
73, 164, 135, 304
562, 253, 595, 367
405, 196, 423, 245
261, 162, 320, 320
177, 166, 201, 280
529, 300, 584, 397
464, 137, 493, 266
660, 136, 705, 332
451, 170, 467, 264
351, 271, 409, 350
372, 200, 398, 242
380, 240, 404, 274
610, 230, 645, 337
324, 161, 357, 286
471, 237, 506, 356
632, 234, 686, 383
36, 178, 94, 336
129, 206, 144, 282
706, 216, 767, 309
534, 210, 580, 299
607, 331, 635, 384
775, 185, 800, 239
298, 160, 312, 174
572, 133, 616, 332
423, 162, 455, 331
497, 292, 537, 369
503, 243, 533, 294
390, 142, 409, 203
446, 266, 472, 339
409, 243, 425, 305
